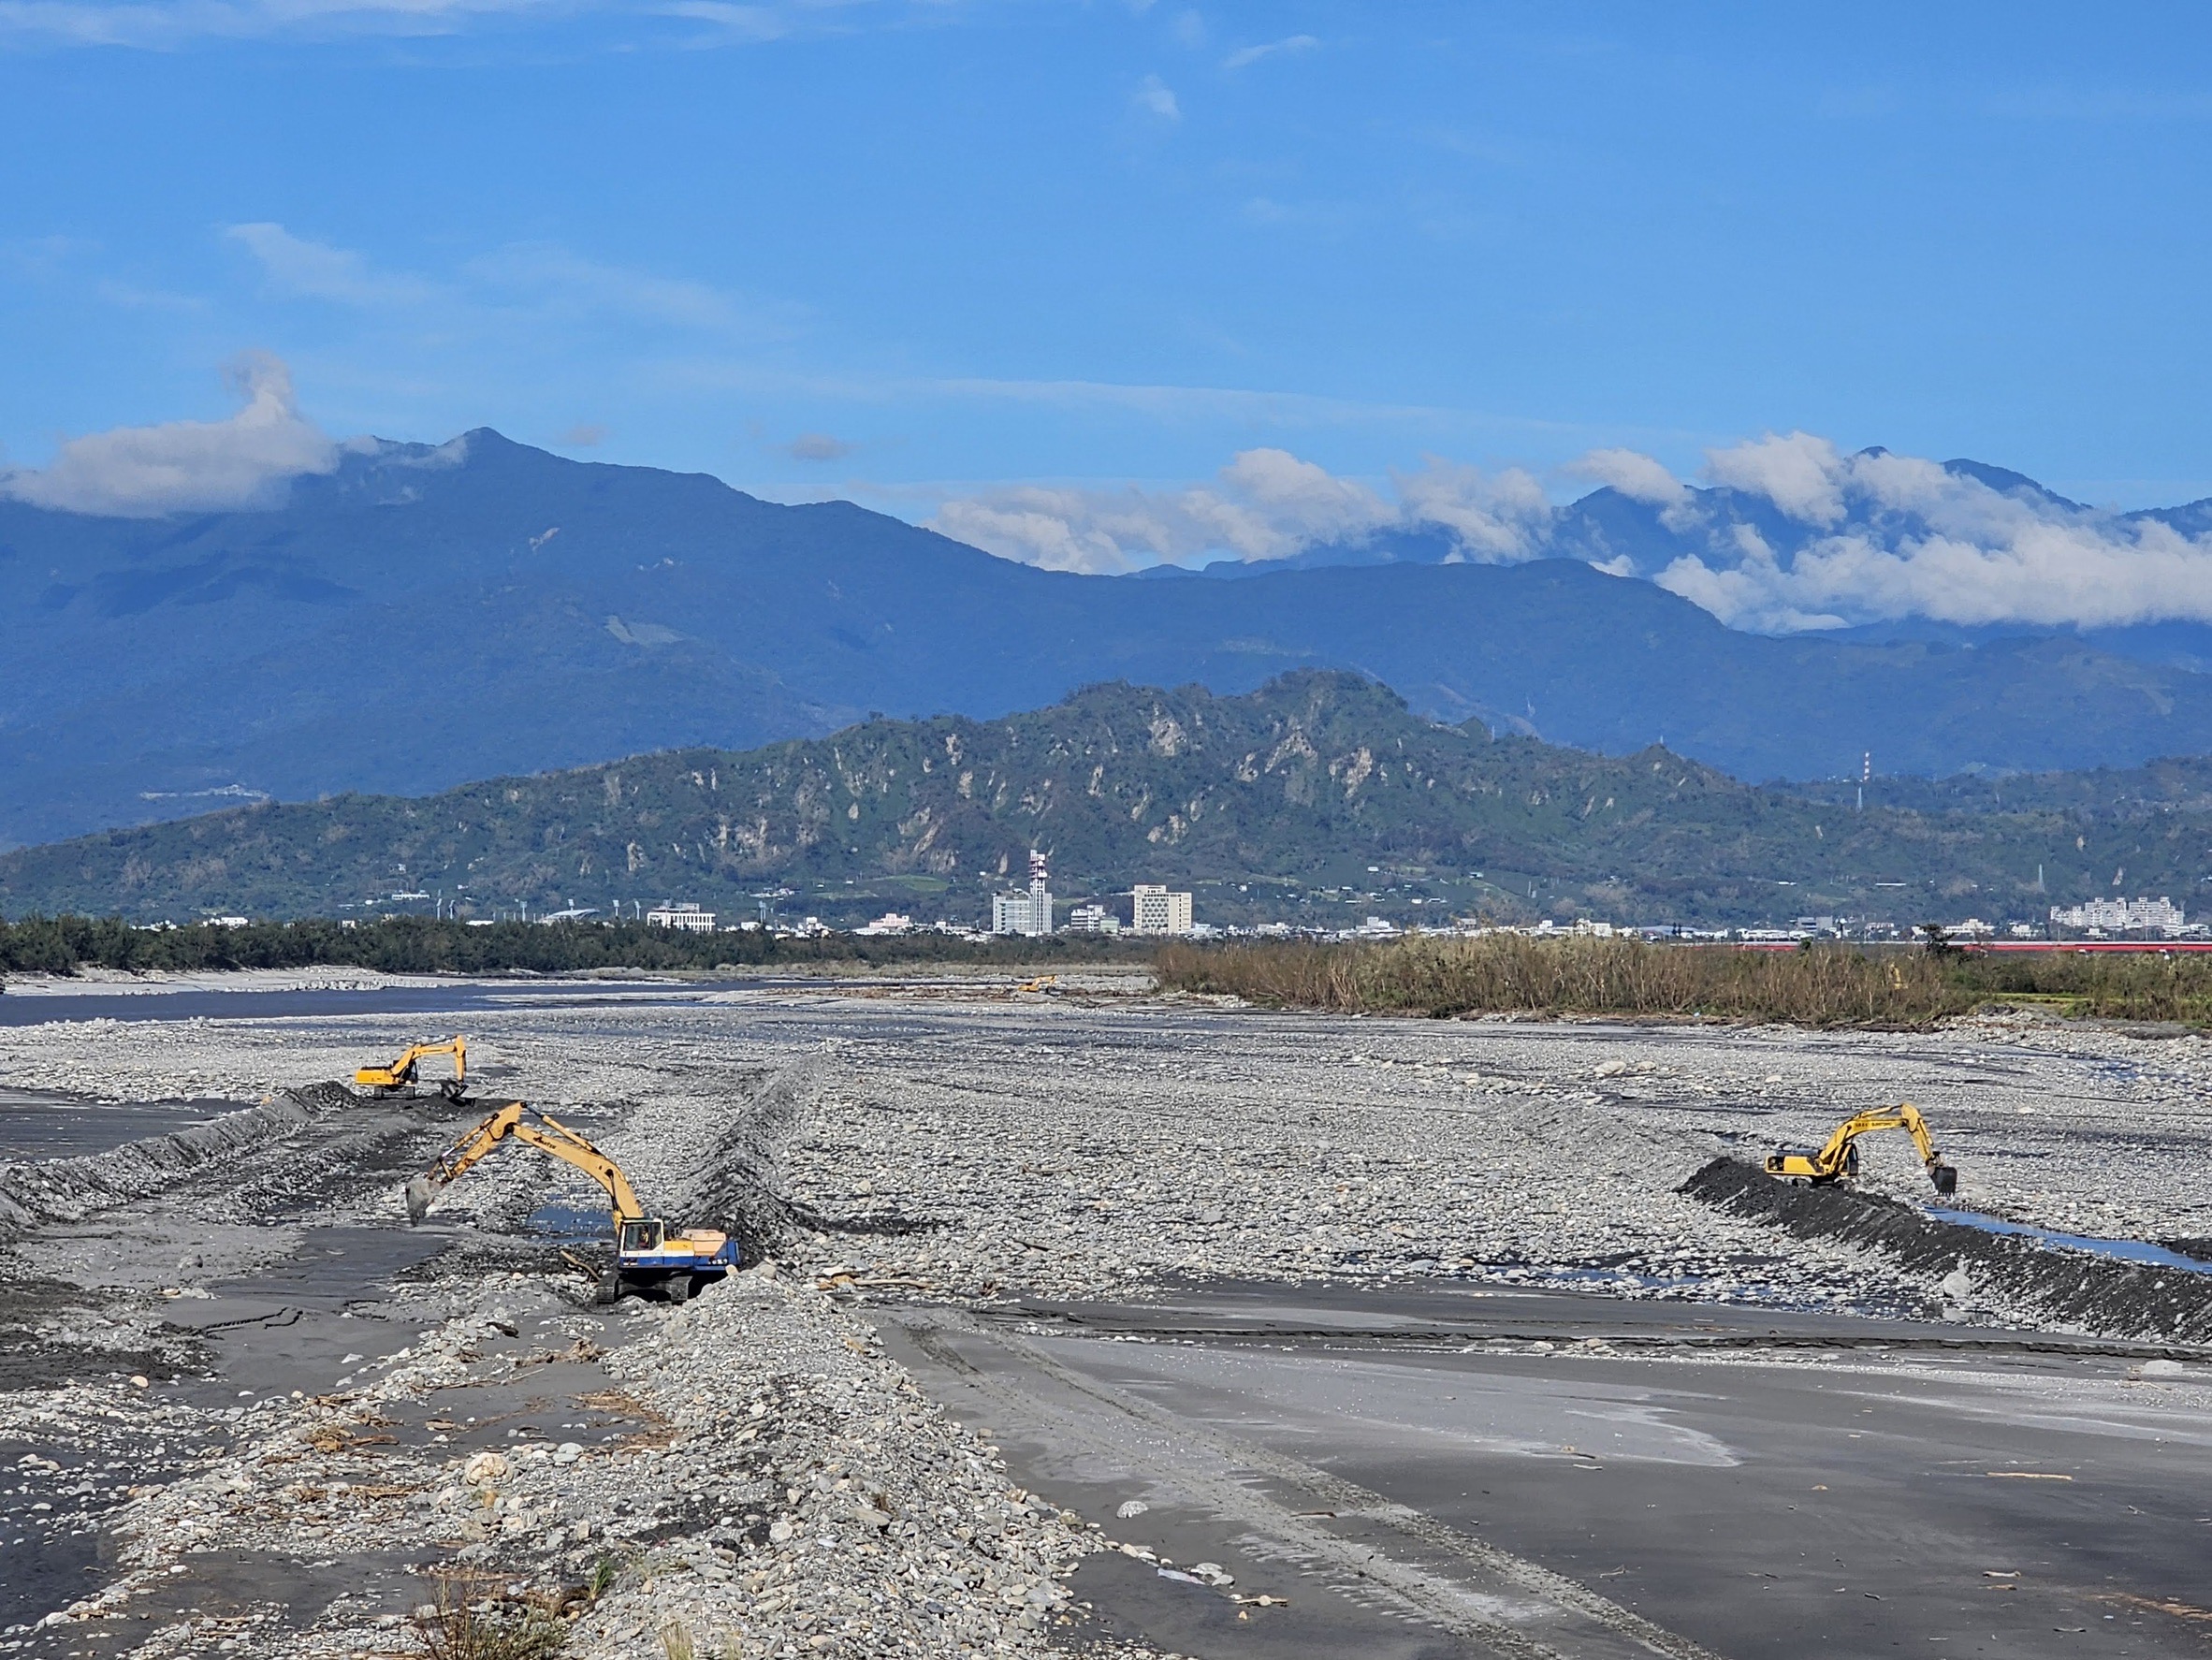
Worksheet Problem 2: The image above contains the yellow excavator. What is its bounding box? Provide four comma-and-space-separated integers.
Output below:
356, 1038, 469, 1100
404, 1100, 742, 1303
1766, 1102, 1958, 1196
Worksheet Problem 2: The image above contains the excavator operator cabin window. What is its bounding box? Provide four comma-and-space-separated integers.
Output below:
620, 1219, 663, 1254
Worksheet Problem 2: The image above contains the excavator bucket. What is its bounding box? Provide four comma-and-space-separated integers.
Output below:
1929, 1161, 1958, 1197
404, 1174, 436, 1225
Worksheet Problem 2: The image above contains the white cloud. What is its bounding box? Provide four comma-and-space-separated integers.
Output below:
0, 0, 571, 48
927, 447, 1552, 575
0, 0, 930, 48
225, 221, 786, 341
0, 352, 338, 517
653, 0, 794, 42
465, 242, 770, 334
1567, 444, 1689, 509
1133, 72, 1180, 121
931, 448, 1384, 575
935, 433, 2212, 635
1701, 430, 1848, 525
1658, 512, 2212, 633
1393, 458, 1550, 561
1223, 32, 1313, 70
1218, 446, 1387, 540
1579, 436, 2212, 633
227, 222, 437, 306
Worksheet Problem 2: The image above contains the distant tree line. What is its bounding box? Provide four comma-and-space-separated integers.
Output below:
0, 914, 1155, 978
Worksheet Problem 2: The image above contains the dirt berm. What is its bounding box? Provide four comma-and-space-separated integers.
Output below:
671, 1062, 943, 1257
1685, 1156, 2212, 1347
0, 1081, 356, 1237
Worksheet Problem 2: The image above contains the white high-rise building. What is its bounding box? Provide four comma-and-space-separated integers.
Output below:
1131, 884, 1194, 936
992, 851, 1055, 936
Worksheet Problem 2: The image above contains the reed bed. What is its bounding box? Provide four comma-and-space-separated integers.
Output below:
1157, 936, 2212, 1027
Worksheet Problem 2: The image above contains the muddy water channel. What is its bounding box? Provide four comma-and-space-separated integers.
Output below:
0, 1091, 237, 1163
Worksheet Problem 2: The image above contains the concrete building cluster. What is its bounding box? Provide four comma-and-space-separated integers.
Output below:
988, 852, 1195, 938
2048, 896, 2189, 937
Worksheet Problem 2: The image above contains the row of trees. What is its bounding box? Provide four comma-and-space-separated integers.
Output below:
0, 914, 1153, 978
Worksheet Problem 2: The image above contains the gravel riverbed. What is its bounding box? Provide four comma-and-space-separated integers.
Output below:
2, 973, 2210, 1656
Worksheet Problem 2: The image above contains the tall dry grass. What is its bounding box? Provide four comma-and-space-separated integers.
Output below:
1156, 936, 2075, 1025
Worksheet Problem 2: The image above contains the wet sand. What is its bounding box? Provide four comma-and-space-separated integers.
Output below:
890, 1282, 2212, 1659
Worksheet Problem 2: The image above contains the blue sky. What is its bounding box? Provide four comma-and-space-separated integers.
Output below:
6, 0, 2212, 551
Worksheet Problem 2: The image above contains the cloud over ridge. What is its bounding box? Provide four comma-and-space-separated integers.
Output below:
930, 430, 2212, 635
0, 353, 337, 517
928, 447, 1549, 575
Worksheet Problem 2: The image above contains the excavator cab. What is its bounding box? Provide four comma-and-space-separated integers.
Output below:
1766, 1140, 1857, 1179
618, 1218, 665, 1255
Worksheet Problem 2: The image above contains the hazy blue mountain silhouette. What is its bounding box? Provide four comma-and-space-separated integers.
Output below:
8, 429, 2212, 846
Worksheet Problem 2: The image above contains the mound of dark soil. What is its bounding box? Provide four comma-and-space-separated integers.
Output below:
1683, 1157, 2212, 1347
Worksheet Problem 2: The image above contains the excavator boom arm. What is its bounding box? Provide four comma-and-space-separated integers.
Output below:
508, 1117, 646, 1221
1776, 1101, 1957, 1194
406, 1100, 646, 1223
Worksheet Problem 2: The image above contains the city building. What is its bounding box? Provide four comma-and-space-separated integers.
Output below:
992, 851, 1055, 937
1064, 903, 1120, 935
646, 902, 717, 932
1130, 883, 1194, 936
2049, 896, 2187, 936
855, 912, 914, 936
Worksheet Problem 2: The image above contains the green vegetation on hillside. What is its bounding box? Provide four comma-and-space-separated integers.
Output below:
1157, 937, 2212, 1027
7, 669, 2212, 928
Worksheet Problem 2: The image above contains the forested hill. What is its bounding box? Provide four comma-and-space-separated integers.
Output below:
3, 670, 2206, 928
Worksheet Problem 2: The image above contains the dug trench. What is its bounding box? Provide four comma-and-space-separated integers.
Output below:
1682, 1156, 2212, 1346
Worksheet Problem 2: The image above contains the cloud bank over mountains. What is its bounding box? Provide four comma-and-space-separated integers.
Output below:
927, 448, 1550, 575
931, 430, 2212, 637
10, 370, 2212, 643
1630, 434, 2212, 634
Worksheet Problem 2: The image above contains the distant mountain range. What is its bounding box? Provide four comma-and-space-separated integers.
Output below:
9, 429, 2212, 849
6, 670, 2206, 928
